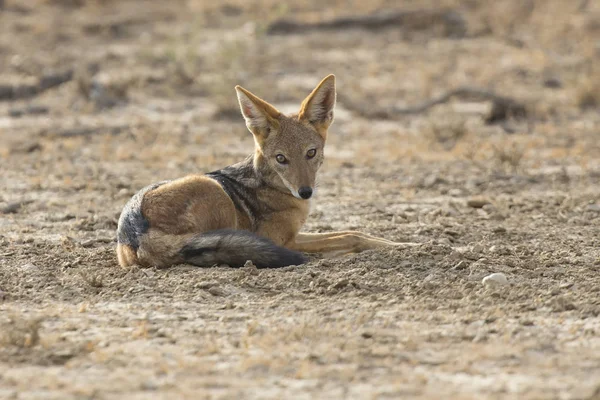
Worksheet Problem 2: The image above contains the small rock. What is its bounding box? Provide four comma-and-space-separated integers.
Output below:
242, 260, 259, 276
422, 174, 445, 188
19, 263, 38, 272
551, 296, 576, 312
472, 331, 488, 343
140, 380, 158, 391
140, 269, 155, 278
448, 188, 464, 197
196, 281, 218, 289
482, 272, 509, 287
223, 301, 235, 310
471, 243, 486, 254
435, 237, 452, 246
467, 198, 491, 208
207, 286, 228, 297
587, 204, 600, 213
1, 202, 24, 214
10, 141, 42, 153
482, 203, 496, 212
220, 4, 243, 16
444, 229, 460, 237
493, 226, 507, 234
9, 105, 49, 118
329, 279, 349, 290
543, 77, 562, 88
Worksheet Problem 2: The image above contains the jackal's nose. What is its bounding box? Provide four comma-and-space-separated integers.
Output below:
298, 187, 313, 199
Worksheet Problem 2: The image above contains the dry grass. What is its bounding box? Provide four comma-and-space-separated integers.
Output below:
424, 118, 469, 151
492, 141, 526, 171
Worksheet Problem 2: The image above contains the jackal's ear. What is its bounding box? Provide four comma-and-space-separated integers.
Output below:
235, 86, 280, 139
299, 74, 336, 131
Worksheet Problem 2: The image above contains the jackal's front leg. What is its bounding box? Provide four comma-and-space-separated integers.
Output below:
289, 231, 418, 256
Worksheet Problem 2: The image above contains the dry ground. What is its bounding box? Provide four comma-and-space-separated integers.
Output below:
1, 0, 600, 399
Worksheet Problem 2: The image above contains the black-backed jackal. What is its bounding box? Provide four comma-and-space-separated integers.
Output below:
117, 75, 415, 268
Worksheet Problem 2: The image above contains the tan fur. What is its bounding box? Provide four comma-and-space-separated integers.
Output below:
117, 243, 138, 266
117, 74, 418, 268
142, 175, 237, 234
136, 229, 193, 267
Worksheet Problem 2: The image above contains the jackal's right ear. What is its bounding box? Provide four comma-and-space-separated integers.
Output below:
235, 86, 280, 139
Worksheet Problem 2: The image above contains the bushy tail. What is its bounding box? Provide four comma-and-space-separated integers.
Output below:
179, 229, 306, 268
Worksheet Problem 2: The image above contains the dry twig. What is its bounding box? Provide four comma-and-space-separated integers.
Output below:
339, 86, 527, 124
0, 70, 73, 101
267, 9, 467, 38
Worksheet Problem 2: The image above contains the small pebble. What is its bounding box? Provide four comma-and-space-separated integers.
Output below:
328, 279, 349, 291
19, 263, 38, 272
140, 380, 158, 391
543, 77, 562, 88
195, 281, 218, 289
422, 174, 444, 188
587, 204, 600, 213
207, 286, 228, 297
467, 198, 491, 208
493, 226, 507, 234
471, 244, 485, 254
482, 272, 508, 287
1, 202, 23, 214
448, 188, 464, 197
333, 279, 349, 289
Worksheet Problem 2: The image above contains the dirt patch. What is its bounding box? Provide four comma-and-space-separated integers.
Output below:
1, 0, 600, 399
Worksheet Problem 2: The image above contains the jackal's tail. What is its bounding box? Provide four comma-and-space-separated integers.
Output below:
179, 229, 306, 268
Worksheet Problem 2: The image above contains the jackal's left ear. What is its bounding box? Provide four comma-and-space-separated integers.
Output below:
299, 74, 336, 133
235, 85, 280, 139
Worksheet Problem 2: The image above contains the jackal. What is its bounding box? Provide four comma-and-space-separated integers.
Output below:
117, 75, 414, 268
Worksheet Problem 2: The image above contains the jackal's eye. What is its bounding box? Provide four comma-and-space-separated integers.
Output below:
276, 154, 288, 164
306, 149, 317, 159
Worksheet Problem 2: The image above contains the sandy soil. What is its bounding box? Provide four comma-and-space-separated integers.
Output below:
1, 0, 600, 399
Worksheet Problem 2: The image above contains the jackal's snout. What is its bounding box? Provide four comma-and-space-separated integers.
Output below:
298, 186, 313, 199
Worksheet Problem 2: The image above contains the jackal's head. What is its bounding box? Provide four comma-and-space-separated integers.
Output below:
235, 75, 336, 200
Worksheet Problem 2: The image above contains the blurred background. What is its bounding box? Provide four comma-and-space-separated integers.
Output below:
1, 0, 598, 169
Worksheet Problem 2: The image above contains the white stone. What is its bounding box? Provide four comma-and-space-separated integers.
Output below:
482, 272, 509, 286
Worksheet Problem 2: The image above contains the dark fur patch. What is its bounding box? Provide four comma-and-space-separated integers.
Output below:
206, 157, 270, 230
117, 181, 169, 250
180, 229, 306, 268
